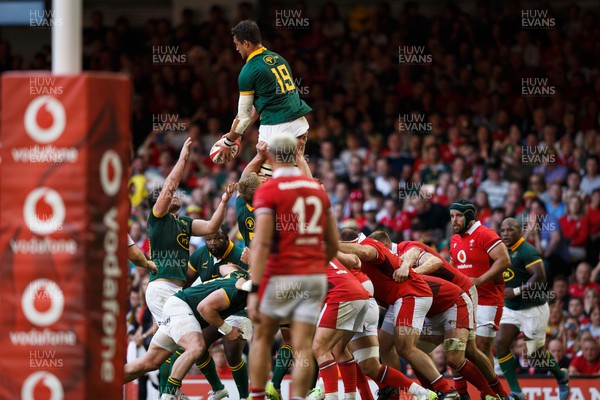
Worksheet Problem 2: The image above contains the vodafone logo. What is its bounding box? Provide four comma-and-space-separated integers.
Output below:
23, 188, 66, 235
24, 96, 66, 144
22, 279, 64, 327
100, 150, 122, 196
457, 250, 467, 263
22, 371, 64, 400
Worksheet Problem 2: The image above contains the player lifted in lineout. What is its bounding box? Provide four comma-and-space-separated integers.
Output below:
216, 20, 312, 177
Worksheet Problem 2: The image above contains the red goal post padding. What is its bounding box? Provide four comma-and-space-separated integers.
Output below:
0, 73, 131, 399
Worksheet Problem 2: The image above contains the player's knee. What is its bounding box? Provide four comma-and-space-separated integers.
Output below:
224, 348, 242, 365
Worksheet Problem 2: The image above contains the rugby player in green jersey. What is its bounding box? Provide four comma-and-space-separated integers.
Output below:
145, 137, 235, 396
124, 265, 249, 400
187, 227, 250, 399
217, 20, 313, 178
494, 218, 570, 400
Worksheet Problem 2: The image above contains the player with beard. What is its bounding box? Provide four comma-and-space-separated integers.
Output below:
449, 200, 510, 399
494, 218, 570, 400
338, 231, 459, 400
188, 227, 250, 399
372, 233, 508, 400
145, 138, 235, 396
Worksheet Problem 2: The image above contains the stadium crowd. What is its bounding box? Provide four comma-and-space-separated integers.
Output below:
4, 0, 600, 394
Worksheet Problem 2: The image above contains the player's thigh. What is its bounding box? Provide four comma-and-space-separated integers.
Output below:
352, 297, 379, 341
146, 280, 181, 322
312, 326, 347, 355
476, 304, 502, 338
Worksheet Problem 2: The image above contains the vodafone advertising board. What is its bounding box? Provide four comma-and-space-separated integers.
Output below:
0, 73, 131, 399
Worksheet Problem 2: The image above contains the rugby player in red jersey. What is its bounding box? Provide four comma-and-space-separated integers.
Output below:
374, 234, 508, 400
338, 232, 459, 400
247, 134, 339, 400
337, 230, 439, 400
449, 199, 510, 399
311, 257, 371, 400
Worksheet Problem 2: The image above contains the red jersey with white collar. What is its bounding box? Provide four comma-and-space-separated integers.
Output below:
360, 238, 432, 306
450, 221, 504, 306
395, 241, 473, 294
253, 167, 331, 277
325, 258, 371, 303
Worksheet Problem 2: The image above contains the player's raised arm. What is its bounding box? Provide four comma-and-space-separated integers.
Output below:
153, 137, 191, 218
241, 140, 268, 178
191, 183, 236, 236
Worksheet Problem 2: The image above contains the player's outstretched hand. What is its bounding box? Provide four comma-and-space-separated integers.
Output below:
224, 326, 244, 342
256, 140, 268, 157
222, 183, 237, 203
147, 260, 158, 275
179, 137, 192, 161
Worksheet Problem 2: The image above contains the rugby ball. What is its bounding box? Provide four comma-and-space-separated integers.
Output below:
210, 139, 241, 164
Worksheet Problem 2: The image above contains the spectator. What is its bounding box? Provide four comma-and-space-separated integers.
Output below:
584, 288, 600, 318
478, 162, 509, 208
545, 182, 567, 219
587, 189, 600, 263
569, 297, 590, 326
546, 339, 571, 373
552, 275, 571, 313
560, 196, 590, 263
527, 174, 548, 203
547, 304, 565, 340
569, 337, 600, 375
569, 262, 600, 298
474, 190, 492, 225
581, 156, 600, 196
563, 317, 581, 357
523, 199, 568, 279
361, 200, 386, 237
563, 171, 587, 204
419, 144, 450, 185
411, 195, 449, 241
583, 305, 600, 341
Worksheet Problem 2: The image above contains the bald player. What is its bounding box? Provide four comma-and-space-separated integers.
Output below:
494, 218, 570, 400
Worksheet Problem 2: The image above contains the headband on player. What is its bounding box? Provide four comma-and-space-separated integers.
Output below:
449, 200, 476, 226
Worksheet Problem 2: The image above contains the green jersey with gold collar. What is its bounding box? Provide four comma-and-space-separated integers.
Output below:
238, 47, 311, 125
148, 211, 192, 282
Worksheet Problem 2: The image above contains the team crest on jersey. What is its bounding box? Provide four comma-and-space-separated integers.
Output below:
503, 267, 515, 282
245, 217, 255, 230
176, 233, 189, 250
263, 55, 277, 65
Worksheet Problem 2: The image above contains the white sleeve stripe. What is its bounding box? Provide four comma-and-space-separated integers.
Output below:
486, 240, 502, 253
254, 207, 274, 216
